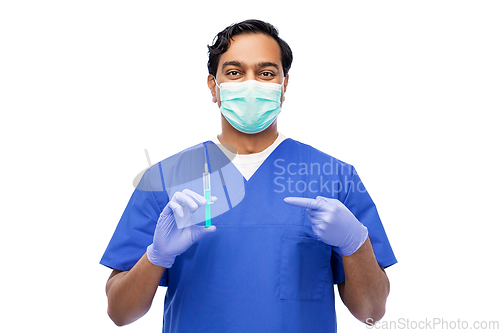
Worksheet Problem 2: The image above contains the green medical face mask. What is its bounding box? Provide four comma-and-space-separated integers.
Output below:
216, 80, 282, 134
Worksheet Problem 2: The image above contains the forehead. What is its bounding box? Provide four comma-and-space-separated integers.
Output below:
218, 33, 282, 71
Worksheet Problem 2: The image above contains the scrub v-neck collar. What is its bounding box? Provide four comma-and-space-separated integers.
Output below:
210, 133, 288, 182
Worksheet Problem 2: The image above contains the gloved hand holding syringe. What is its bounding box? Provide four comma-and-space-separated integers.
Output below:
146, 189, 217, 269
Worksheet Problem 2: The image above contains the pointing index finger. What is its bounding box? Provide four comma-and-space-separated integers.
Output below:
283, 197, 321, 210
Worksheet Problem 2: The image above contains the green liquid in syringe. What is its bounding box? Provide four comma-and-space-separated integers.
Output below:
204, 189, 211, 227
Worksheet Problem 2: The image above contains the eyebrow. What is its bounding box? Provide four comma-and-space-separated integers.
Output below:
221, 61, 243, 70
221, 61, 280, 71
256, 62, 279, 71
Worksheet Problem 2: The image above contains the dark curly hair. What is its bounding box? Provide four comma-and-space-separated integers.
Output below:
207, 19, 293, 78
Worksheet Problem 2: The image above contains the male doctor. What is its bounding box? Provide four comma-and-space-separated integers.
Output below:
101, 19, 397, 332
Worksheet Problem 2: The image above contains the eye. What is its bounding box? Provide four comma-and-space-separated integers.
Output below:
227, 70, 240, 76
260, 72, 275, 78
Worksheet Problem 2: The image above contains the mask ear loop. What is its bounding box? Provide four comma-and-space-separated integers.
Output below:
213, 77, 221, 105
213, 77, 221, 90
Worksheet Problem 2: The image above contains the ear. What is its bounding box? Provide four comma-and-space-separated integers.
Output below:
283, 74, 289, 93
207, 74, 217, 103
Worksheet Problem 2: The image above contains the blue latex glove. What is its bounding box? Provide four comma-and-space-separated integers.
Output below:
147, 189, 217, 268
284, 196, 368, 256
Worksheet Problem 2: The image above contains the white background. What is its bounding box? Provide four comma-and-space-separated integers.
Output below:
1, 1, 499, 332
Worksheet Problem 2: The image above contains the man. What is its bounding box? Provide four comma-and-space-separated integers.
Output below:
100, 19, 397, 332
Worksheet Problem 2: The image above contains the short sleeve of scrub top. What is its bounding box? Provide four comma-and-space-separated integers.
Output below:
343, 168, 397, 269
327, 165, 397, 285
100, 163, 170, 285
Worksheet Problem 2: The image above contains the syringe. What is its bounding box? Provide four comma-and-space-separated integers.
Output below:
203, 160, 212, 228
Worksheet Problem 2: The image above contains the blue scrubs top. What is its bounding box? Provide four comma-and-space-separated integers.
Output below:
100, 139, 397, 333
